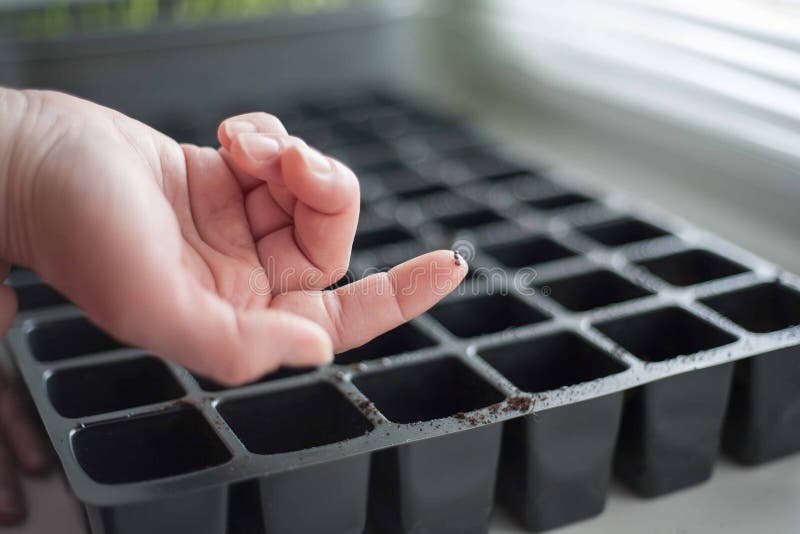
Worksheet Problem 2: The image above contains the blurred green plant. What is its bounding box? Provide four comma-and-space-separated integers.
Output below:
1, 0, 371, 41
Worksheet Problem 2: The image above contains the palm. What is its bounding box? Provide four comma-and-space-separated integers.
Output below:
28, 96, 465, 385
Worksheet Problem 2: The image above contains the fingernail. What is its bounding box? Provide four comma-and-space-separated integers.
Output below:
300, 146, 333, 176
224, 119, 257, 138
239, 134, 282, 162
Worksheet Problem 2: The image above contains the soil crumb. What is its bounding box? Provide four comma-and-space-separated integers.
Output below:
506, 396, 533, 412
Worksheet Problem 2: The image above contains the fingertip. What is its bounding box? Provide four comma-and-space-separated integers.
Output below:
288, 314, 335, 366
0, 490, 24, 526
218, 112, 288, 148
0, 452, 24, 526
282, 145, 359, 214
19, 446, 52, 476
218, 118, 255, 148
387, 250, 470, 320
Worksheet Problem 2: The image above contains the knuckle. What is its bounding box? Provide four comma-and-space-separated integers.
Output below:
321, 291, 348, 347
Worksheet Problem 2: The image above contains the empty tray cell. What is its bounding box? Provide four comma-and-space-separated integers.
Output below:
526, 192, 594, 211
193, 366, 316, 392
353, 226, 415, 251
480, 331, 627, 393
701, 282, 800, 333
458, 151, 523, 180
485, 236, 575, 268
538, 270, 652, 312
218, 382, 372, 455
430, 294, 549, 338
614, 363, 734, 496
73, 407, 231, 484
595, 306, 736, 362
258, 455, 371, 534
415, 128, 482, 152
498, 394, 623, 531
368, 424, 502, 534
47, 357, 184, 418
13, 283, 69, 311
723, 345, 800, 464
330, 142, 396, 170
580, 217, 670, 247
436, 209, 504, 232
28, 317, 126, 362
637, 249, 748, 287
395, 183, 448, 200
336, 323, 437, 365
371, 163, 431, 194
85, 487, 228, 534
293, 122, 372, 149
485, 170, 543, 185
353, 357, 504, 424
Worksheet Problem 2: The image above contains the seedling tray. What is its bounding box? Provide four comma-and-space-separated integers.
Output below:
5, 92, 800, 534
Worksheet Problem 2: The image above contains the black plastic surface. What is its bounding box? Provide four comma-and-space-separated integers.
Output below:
5, 91, 800, 534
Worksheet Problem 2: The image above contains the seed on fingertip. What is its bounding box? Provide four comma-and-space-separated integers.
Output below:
453, 250, 462, 266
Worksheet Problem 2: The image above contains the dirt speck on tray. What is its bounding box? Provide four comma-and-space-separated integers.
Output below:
356, 399, 376, 417
453, 411, 486, 426
506, 396, 533, 413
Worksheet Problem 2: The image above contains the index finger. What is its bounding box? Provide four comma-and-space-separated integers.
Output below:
272, 250, 468, 352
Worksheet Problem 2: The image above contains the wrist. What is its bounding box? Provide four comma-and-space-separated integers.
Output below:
0, 87, 68, 269
0, 87, 29, 266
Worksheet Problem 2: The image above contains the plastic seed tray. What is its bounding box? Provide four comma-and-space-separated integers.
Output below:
5, 91, 800, 534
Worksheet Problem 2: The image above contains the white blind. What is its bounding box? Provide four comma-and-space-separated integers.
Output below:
469, 0, 800, 166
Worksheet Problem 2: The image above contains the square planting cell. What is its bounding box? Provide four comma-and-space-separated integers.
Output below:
637, 249, 748, 287
702, 282, 800, 333
13, 283, 69, 311
336, 323, 437, 365
353, 226, 415, 251
193, 366, 316, 392
218, 382, 372, 455
485, 236, 576, 268
580, 217, 670, 247
353, 357, 504, 423
538, 270, 652, 312
484, 170, 543, 185
429, 294, 549, 338
526, 192, 594, 211
459, 152, 523, 180
47, 356, 184, 418
373, 163, 431, 194
481, 332, 627, 393
596, 307, 737, 362
72, 407, 231, 484
395, 183, 448, 200
436, 209, 504, 232
28, 317, 126, 362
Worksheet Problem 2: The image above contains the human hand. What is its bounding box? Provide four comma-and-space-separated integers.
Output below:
0, 89, 467, 385
0, 262, 52, 525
